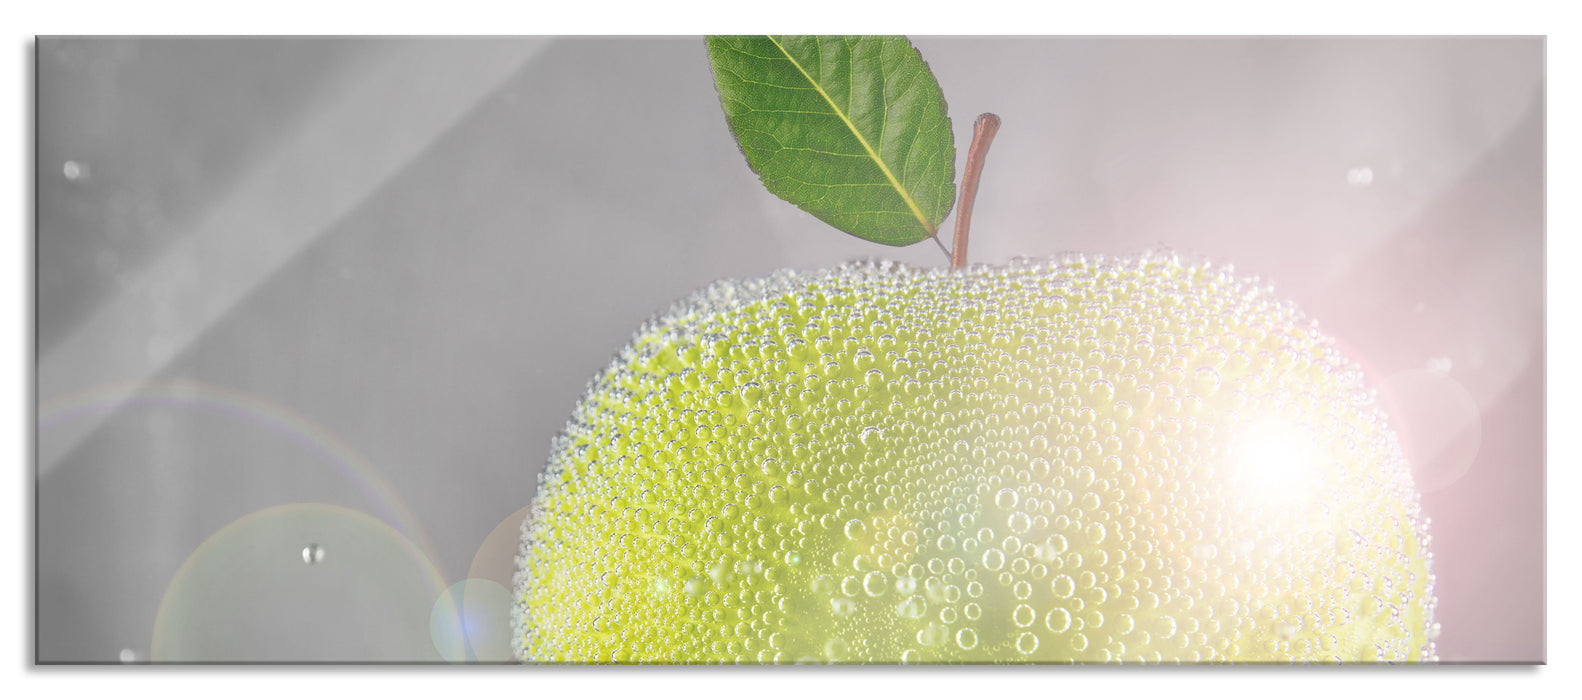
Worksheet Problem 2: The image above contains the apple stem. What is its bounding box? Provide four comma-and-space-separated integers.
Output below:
951, 113, 1001, 269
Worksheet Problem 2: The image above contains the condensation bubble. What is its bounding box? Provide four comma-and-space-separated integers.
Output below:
810, 575, 833, 595
863, 571, 888, 597
895, 576, 917, 596
1346, 166, 1374, 187
512, 255, 1438, 664
1016, 632, 1040, 654
1013, 580, 1033, 600
994, 489, 1019, 509
1046, 534, 1069, 556
301, 543, 325, 565
860, 425, 883, 447
1051, 574, 1075, 598
1045, 608, 1072, 634
1156, 615, 1178, 639
844, 519, 867, 540
824, 637, 849, 661
841, 575, 860, 597
1013, 604, 1037, 627
1008, 512, 1031, 533
119, 648, 135, 663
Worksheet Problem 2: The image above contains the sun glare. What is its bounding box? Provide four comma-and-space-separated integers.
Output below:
1228, 417, 1321, 504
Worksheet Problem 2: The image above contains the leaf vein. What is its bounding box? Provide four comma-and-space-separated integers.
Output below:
764, 35, 933, 235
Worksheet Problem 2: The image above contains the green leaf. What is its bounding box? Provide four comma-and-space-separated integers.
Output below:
707, 35, 956, 246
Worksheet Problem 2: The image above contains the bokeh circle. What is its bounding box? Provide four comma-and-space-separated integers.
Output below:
1380, 367, 1483, 493
429, 578, 516, 662
468, 504, 534, 590
151, 502, 453, 662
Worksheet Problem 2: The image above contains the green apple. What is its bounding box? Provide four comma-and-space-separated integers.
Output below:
513, 253, 1437, 664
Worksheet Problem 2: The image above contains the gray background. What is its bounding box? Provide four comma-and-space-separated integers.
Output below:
35, 36, 1543, 663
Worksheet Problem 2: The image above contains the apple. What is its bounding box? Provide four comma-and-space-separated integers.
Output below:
512, 252, 1436, 664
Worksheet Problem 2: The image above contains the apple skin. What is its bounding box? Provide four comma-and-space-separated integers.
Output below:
513, 253, 1437, 664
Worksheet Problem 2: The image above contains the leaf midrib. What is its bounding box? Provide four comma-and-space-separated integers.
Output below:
764, 35, 934, 235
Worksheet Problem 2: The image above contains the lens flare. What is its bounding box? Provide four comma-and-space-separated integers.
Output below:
1228, 417, 1322, 505
38, 380, 440, 567
151, 503, 450, 662
430, 579, 516, 662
